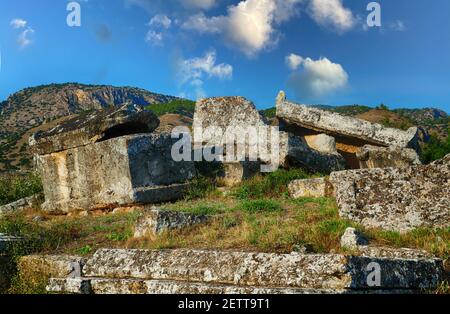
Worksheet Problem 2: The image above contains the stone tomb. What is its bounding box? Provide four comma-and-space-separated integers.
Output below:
275, 91, 421, 169
30, 104, 196, 214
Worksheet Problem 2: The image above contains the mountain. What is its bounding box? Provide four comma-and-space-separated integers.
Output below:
0, 83, 180, 171
393, 108, 448, 125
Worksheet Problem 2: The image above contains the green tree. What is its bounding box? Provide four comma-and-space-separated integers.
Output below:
420, 129, 450, 164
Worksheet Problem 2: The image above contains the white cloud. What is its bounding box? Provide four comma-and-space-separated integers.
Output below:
308, 0, 355, 33
178, 50, 233, 83
17, 28, 35, 48
182, 13, 223, 34
10, 18, 27, 29
145, 30, 164, 46
389, 20, 406, 31
285, 53, 304, 70
10, 19, 34, 48
176, 50, 232, 99
149, 14, 172, 29
182, 0, 303, 57
287, 55, 348, 98
180, 0, 216, 10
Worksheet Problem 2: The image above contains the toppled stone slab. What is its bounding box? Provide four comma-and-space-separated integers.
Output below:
134, 208, 209, 237
30, 104, 159, 155
47, 277, 418, 294
81, 248, 443, 290
329, 154, 450, 232
0, 194, 42, 216
37, 133, 196, 213
340, 228, 369, 250
288, 178, 333, 198
356, 145, 421, 169
276, 91, 419, 149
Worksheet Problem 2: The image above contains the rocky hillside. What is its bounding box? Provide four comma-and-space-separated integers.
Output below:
0, 83, 180, 171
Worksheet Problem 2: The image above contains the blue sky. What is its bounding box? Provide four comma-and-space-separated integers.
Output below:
1, 0, 449, 112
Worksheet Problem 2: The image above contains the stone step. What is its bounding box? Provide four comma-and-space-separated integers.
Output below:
47, 277, 419, 295
81, 249, 443, 290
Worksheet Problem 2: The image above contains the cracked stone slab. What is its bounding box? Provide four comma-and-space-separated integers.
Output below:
30, 104, 160, 155
81, 249, 443, 290
288, 178, 333, 198
47, 277, 420, 295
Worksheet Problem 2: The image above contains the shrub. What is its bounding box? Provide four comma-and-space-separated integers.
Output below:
233, 169, 312, 200
420, 130, 450, 164
0, 172, 43, 206
184, 176, 216, 201
239, 199, 282, 213
146, 99, 196, 117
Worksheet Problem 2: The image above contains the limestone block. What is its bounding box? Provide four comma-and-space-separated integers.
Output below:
276, 91, 419, 149
329, 154, 450, 232
288, 178, 333, 198
134, 208, 209, 237
356, 145, 421, 169
37, 133, 196, 213
82, 248, 443, 290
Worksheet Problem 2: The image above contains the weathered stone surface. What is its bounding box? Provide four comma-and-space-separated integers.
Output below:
134, 208, 209, 237
219, 161, 261, 186
47, 278, 92, 294
340, 228, 368, 250
30, 104, 159, 155
277, 132, 346, 173
304, 134, 338, 154
288, 178, 333, 198
193, 97, 267, 145
329, 155, 450, 232
37, 133, 196, 213
276, 91, 419, 149
0, 194, 42, 216
357, 246, 434, 260
47, 277, 419, 294
356, 145, 421, 169
18, 255, 86, 280
82, 249, 443, 290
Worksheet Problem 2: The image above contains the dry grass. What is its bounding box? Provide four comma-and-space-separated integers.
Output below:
0, 168, 448, 294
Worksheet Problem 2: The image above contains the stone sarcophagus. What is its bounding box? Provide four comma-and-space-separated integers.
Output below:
30, 104, 196, 214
